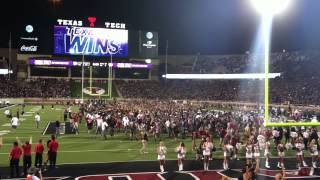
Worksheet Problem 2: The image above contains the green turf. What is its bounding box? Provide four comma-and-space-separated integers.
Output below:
0, 105, 311, 167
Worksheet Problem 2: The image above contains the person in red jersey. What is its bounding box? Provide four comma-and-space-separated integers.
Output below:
9, 138, 22, 178
34, 139, 44, 168
48, 135, 59, 169
18, 137, 32, 176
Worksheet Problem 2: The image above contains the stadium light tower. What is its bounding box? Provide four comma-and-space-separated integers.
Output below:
249, 0, 292, 126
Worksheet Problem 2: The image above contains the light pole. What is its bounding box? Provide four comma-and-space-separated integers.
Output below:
249, 0, 292, 126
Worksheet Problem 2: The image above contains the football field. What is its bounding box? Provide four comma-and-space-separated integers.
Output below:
0, 104, 309, 167
0, 104, 203, 167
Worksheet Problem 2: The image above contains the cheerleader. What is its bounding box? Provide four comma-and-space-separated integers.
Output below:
223, 140, 234, 170
202, 137, 213, 171
176, 142, 186, 171
235, 142, 242, 161
233, 131, 241, 160
309, 139, 318, 168
264, 139, 271, 168
302, 129, 310, 150
253, 141, 260, 171
245, 141, 253, 165
290, 127, 298, 145
140, 132, 148, 154
244, 124, 251, 143
295, 138, 307, 169
157, 141, 167, 172
257, 133, 266, 151
277, 142, 285, 169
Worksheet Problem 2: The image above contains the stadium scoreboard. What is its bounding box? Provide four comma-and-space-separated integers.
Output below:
18, 17, 159, 59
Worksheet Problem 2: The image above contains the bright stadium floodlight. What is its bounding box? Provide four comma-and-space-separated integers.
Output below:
250, 0, 291, 15
250, 0, 293, 127
162, 73, 281, 80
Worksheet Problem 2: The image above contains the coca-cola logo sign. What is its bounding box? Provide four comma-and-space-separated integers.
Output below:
20, 45, 38, 52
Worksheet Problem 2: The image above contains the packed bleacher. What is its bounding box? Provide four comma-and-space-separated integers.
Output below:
0, 50, 320, 105
117, 50, 320, 105
0, 78, 70, 98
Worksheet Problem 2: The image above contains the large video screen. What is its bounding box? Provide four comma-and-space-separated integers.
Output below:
54, 26, 128, 57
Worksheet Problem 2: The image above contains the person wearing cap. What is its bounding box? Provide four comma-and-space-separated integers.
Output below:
26, 167, 42, 180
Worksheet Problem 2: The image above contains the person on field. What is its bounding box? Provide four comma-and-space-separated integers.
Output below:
11, 116, 19, 129
102, 119, 108, 140
202, 137, 213, 171
9, 139, 22, 178
43, 139, 51, 171
176, 142, 186, 171
71, 113, 79, 135
34, 113, 41, 129
48, 135, 59, 169
34, 139, 44, 168
140, 132, 148, 154
157, 141, 167, 173
16, 137, 33, 176
55, 121, 60, 138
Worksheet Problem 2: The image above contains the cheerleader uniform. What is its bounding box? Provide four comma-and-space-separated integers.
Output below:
158, 146, 167, 160
246, 144, 253, 159
254, 144, 260, 158
158, 145, 167, 172
277, 144, 285, 169
295, 142, 307, 167
310, 144, 318, 168
177, 146, 186, 171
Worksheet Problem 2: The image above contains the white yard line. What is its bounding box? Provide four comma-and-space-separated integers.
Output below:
42, 121, 51, 135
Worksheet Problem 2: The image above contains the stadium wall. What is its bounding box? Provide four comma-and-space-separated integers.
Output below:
0, 98, 24, 104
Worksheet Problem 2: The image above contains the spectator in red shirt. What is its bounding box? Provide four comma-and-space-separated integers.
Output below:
34, 139, 44, 168
48, 135, 59, 169
9, 139, 22, 178
20, 137, 32, 176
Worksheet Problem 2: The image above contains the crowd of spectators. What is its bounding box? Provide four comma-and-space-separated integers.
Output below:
0, 50, 319, 105
117, 50, 320, 105
0, 78, 70, 98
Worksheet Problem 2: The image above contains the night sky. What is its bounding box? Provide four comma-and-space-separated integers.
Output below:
1, 0, 320, 55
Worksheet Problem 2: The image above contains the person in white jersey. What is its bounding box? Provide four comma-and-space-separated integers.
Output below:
34, 113, 41, 129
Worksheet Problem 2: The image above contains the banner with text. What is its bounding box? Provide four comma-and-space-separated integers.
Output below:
54, 26, 128, 57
